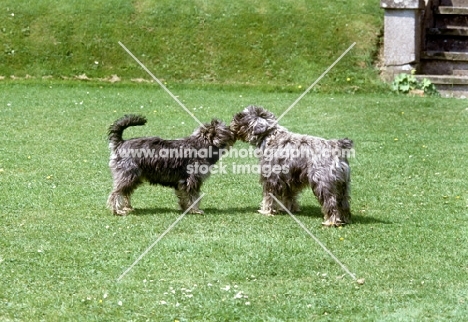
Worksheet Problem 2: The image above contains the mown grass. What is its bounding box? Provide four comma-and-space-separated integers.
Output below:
0, 0, 383, 92
1, 82, 467, 320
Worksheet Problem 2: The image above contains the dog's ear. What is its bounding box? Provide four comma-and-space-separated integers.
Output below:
210, 119, 222, 127
253, 116, 277, 135
204, 119, 235, 147
231, 112, 244, 124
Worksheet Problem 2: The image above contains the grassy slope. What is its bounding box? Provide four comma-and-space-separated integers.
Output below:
0, 0, 383, 92
1, 83, 468, 320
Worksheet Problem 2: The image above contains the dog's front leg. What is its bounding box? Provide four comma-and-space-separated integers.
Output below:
258, 190, 276, 216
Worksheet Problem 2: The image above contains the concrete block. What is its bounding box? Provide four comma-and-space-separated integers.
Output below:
381, 0, 425, 9
383, 9, 422, 66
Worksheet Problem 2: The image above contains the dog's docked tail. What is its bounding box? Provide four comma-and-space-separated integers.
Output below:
108, 114, 147, 148
338, 138, 354, 159
338, 138, 353, 150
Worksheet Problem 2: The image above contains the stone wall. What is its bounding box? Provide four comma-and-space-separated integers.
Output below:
380, 0, 427, 81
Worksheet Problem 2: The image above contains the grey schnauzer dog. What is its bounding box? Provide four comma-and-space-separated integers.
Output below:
107, 115, 235, 215
230, 106, 353, 226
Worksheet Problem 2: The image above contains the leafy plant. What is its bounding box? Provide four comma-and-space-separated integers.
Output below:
392, 72, 439, 96
391, 73, 418, 93
419, 77, 439, 96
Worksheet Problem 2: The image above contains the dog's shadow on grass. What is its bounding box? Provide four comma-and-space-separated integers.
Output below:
133, 205, 392, 225
222, 205, 391, 225
164, 205, 323, 217
198, 206, 262, 215
133, 206, 259, 216
295, 206, 392, 225
132, 207, 178, 216
350, 214, 392, 225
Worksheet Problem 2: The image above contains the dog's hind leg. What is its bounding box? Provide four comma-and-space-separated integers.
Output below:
175, 185, 204, 214
311, 179, 351, 227
187, 191, 204, 214
323, 162, 352, 226
310, 181, 337, 226
107, 190, 134, 216
107, 192, 124, 215
107, 172, 141, 216
123, 194, 134, 212
307, 165, 343, 226
329, 180, 352, 226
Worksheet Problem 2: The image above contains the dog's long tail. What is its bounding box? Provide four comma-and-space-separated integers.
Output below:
108, 114, 147, 148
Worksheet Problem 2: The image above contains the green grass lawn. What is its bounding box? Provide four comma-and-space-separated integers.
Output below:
1, 82, 467, 320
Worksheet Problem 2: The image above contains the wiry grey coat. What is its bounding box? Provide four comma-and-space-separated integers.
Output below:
107, 114, 235, 215
231, 106, 353, 226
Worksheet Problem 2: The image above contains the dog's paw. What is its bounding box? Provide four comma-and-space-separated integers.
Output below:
291, 206, 301, 213
189, 209, 204, 215
114, 209, 130, 216
322, 219, 346, 227
258, 209, 274, 216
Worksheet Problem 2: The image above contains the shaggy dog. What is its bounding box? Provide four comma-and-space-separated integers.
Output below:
107, 115, 235, 215
230, 106, 353, 226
